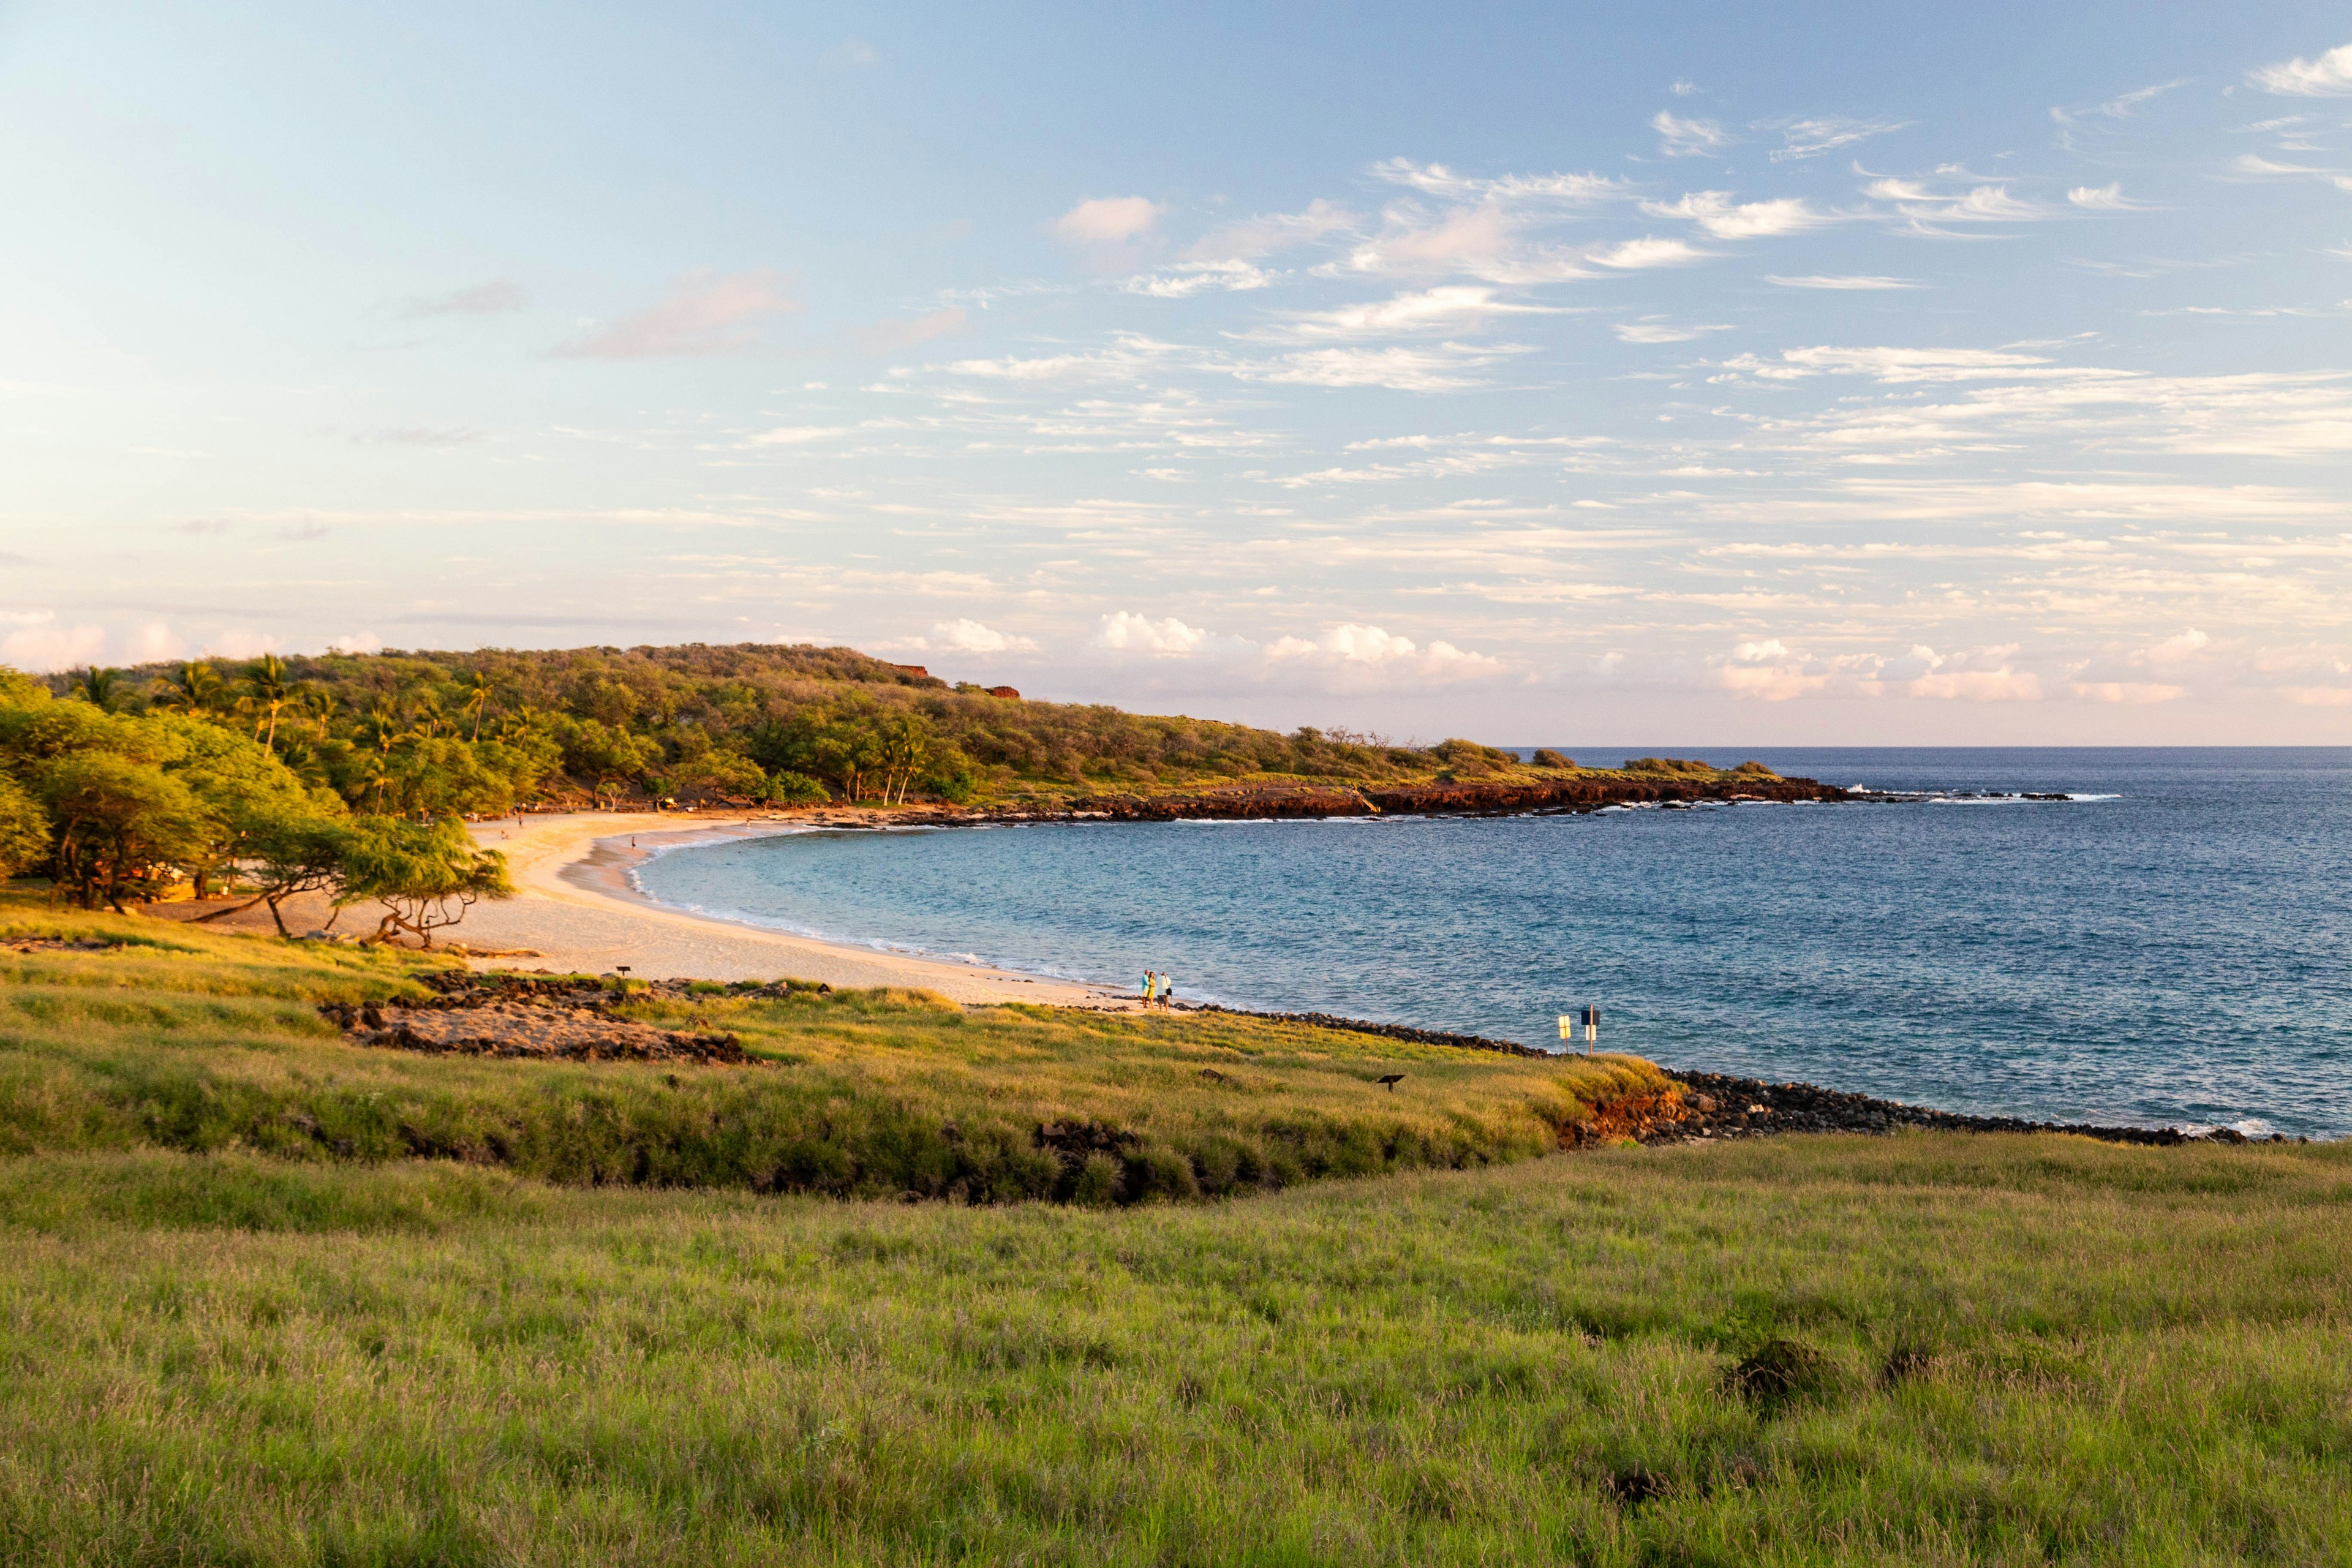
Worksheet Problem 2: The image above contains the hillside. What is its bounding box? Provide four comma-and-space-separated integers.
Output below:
43, 642, 1799, 817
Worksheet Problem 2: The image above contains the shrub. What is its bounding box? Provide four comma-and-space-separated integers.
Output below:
1529, 748, 1574, 769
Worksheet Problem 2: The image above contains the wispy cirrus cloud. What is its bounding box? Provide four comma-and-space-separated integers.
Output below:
398, 279, 525, 319
1764, 273, 1921, 289
1642, 190, 1838, 239
1651, 112, 1731, 157
555, 269, 797, 359
1183, 198, 1358, 261
1865, 176, 2057, 234
1763, 115, 1910, 162
1233, 285, 1567, 343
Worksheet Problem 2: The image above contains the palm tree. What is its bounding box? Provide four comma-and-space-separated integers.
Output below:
72, 667, 126, 714
241, 654, 294, 749
149, 660, 225, 717
459, 671, 496, 741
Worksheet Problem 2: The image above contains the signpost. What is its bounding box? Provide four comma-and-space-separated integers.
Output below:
1558, 1007, 1602, 1052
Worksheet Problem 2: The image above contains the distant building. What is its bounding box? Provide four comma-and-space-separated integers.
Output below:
987, 685, 1020, 699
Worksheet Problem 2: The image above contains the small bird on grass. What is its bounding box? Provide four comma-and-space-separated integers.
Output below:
1376, 1073, 1404, 1092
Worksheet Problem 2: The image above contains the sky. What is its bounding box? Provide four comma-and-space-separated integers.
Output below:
3, 2, 2350, 744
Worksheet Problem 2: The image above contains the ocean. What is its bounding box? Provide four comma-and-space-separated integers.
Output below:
632, 748, 2352, 1137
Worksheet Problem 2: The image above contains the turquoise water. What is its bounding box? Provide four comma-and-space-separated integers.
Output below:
634, 749, 2352, 1136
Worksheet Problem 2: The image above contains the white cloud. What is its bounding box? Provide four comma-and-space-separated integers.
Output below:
1642, 190, 1835, 239
1370, 159, 1629, 204
929, 617, 1035, 654
1094, 611, 1207, 654
2068, 183, 2157, 211
328, 632, 383, 655
1232, 343, 1528, 392
1766, 116, 1910, 162
399, 279, 525, 319
204, 630, 285, 660
880, 619, 1038, 657
1588, 236, 1708, 270
1652, 111, 1731, 157
1054, 197, 1164, 245
1865, 178, 2054, 232
1125, 260, 1277, 297
555, 269, 797, 359
942, 334, 1182, 381
0, 614, 105, 673
1237, 285, 1564, 342
1185, 199, 1357, 261
2249, 41, 2352, 96
1763, 274, 1920, 289
1265, 623, 1500, 680
822, 37, 879, 68
1615, 320, 1731, 344
2071, 681, 2182, 704
124, 622, 179, 663
746, 424, 854, 445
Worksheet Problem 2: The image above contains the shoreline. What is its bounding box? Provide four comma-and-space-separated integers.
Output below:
442, 812, 1137, 1007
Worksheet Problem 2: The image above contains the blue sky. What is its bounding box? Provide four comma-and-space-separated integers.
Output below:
4, 2, 2350, 742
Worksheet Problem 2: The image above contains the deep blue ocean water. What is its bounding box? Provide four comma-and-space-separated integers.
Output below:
634, 748, 2352, 1137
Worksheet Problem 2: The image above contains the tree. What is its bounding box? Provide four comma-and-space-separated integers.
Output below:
37, 752, 217, 911
755, 769, 829, 807
671, 749, 766, 802
0, 773, 46, 878
459, 671, 496, 741
240, 654, 296, 749
72, 667, 129, 714
148, 660, 226, 718
337, 817, 513, 948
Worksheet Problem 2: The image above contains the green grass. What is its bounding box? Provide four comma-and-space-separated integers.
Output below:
0, 894, 1657, 1202
5, 892, 2348, 1562
1, 1137, 2347, 1564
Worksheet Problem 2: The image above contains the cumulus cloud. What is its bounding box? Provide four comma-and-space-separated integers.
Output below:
1765, 116, 1910, 162
0, 612, 105, 673
399, 279, 525, 319
556, 269, 797, 358
1652, 111, 1731, 157
1095, 611, 1207, 654
2249, 40, 2352, 96
1642, 190, 1836, 239
886, 619, 1038, 655
1054, 196, 1164, 245
1090, 614, 1499, 687
1265, 623, 1499, 680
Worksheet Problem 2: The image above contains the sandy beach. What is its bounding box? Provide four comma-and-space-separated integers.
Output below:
154, 810, 1133, 1008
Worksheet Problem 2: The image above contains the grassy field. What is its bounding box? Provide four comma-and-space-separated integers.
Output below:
4, 895, 2349, 1564
0, 895, 1656, 1203
2, 1137, 2348, 1565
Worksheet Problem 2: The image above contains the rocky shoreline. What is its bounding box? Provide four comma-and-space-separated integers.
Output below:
1189, 1005, 2290, 1147
764, 771, 1853, 831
